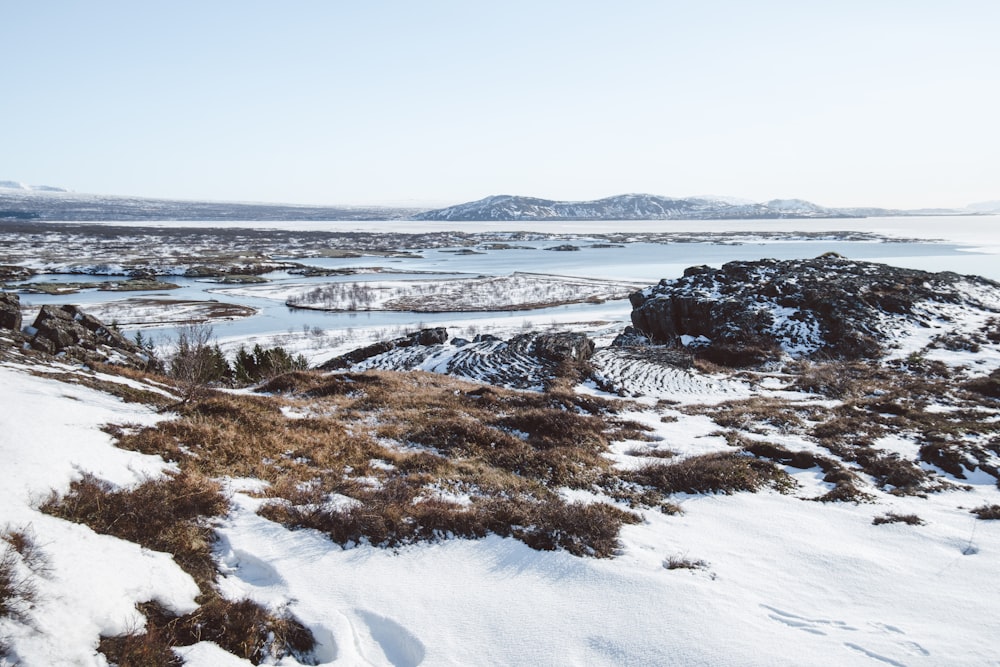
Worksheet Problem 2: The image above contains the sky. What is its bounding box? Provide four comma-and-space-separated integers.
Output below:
2, 1, 999, 209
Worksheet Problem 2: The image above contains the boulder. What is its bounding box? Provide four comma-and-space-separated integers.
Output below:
320, 328, 449, 370
0, 292, 21, 331
629, 256, 1000, 366
28, 304, 152, 369
533, 332, 595, 363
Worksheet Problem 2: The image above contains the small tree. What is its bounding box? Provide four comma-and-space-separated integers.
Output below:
168, 324, 231, 399
232, 344, 308, 385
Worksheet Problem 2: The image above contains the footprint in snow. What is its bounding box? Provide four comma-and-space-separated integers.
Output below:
761, 604, 930, 666
354, 609, 426, 667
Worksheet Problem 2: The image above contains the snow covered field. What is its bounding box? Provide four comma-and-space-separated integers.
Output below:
3, 217, 1000, 665
2, 354, 998, 665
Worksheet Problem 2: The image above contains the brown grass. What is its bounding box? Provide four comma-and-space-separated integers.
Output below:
261, 478, 639, 558
632, 452, 795, 496
103, 370, 642, 558
41, 471, 227, 592
1, 526, 44, 630
40, 472, 315, 663
663, 555, 709, 571
699, 397, 807, 433
872, 513, 924, 526
972, 504, 1000, 520
99, 598, 314, 666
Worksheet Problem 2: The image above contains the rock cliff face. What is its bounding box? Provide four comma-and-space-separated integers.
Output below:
629, 256, 1000, 366
0, 292, 21, 331
28, 304, 154, 369
0, 295, 154, 369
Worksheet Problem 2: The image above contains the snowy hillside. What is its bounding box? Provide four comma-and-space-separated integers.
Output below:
0, 186, 420, 222
410, 193, 959, 221
4, 258, 1000, 664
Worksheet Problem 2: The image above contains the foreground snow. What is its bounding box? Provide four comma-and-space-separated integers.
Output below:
2, 357, 999, 665
0, 365, 199, 665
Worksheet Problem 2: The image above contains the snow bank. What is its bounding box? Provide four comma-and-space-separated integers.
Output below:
0, 366, 199, 665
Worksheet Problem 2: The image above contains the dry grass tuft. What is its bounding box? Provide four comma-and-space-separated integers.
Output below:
99, 598, 314, 666
632, 452, 795, 496
261, 480, 639, 558
872, 513, 924, 526
663, 555, 709, 571
103, 370, 640, 558
41, 471, 227, 592
971, 504, 1000, 520
1, 526, 44, 632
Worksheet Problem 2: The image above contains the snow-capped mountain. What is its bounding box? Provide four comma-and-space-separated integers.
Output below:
0, 185, 420, 221
0, 180, 67, 192
412, 193, 901, 221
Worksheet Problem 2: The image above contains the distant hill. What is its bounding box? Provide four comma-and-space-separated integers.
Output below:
0, 185, 421, 222
412, 193, 969, 221
1, 182, 988, 222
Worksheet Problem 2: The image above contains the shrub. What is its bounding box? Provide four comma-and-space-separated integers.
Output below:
0, 544, 34, 623
972, 504, 1000, 520
167, 324, 230, 398
632, 452, 795, 495
663, 555, 709, 571
262, 481, 638, 559
233, 344, 308, 385
42, 471, 227, 591
872, 513, 924, 526
1, 526, 43, 630
100, 598, 314, 666
812, 482, 875, 504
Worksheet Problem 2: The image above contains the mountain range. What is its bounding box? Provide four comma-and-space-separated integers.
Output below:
0, 181, 991, 221
411, 193, 974, 221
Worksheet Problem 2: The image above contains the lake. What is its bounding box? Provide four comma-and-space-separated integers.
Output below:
16, 216, 1000, 343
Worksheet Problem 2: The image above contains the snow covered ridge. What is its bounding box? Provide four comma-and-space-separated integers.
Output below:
3, 301, 1000, 663
0, 181, 66, 192
411, 193, 971, 221
629, 255, 1000, 368
0, 187, 421, 222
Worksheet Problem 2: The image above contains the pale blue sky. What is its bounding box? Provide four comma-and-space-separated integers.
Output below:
3, 1, 998, 208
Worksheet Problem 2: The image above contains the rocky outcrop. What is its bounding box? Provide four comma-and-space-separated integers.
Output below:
0, 292, 21, 331
533, 332, 595, 363
27, 304, 153, 369
0, 265, 33, 281
629, 256, 1000, 366
320, 328, 449, 370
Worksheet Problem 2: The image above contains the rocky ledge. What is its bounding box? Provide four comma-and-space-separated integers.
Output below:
629, 255, 1000, 366
0, 292, 155, 370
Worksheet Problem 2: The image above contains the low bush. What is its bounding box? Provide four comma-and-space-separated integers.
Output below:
1, 526, 43, 632
632, 452, 795, 496
703, 398, 805, 433
972, 504, 1000, 520
99, 598, 314, 666
872, 513, 924, 526
262, 481, 639, 559
0, 544, 34, 623
663, 555, 709, 571
41, 471, 227, 592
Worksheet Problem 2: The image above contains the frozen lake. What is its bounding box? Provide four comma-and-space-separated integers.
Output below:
16, 216, 1000, 342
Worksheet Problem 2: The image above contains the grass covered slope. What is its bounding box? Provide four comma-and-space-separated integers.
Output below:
1, 340, 999, 665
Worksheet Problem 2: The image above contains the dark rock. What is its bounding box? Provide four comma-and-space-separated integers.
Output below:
533, 332, 595, 363
629, 256, 1000, 366
611, 326, 652, 348
412, 327, 448, 346
27, 304, 152, 369
320, 328, 449, 371
0, 292, 22, 331
0, 265, 34, 281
